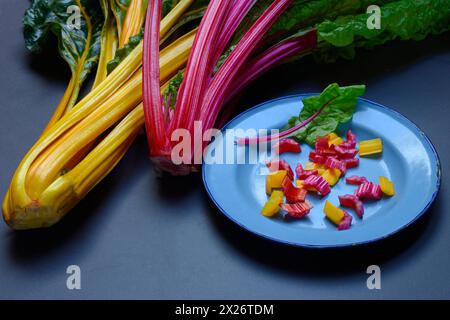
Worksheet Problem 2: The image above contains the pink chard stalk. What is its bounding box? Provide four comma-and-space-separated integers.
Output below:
143, 0, 328, 175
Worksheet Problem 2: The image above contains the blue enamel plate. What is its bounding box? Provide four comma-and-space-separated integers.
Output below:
202, 95, 441, 248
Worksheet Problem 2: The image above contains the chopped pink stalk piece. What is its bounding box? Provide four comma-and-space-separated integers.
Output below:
355, 182, 382, 200
343, 158, 360, 169
333, 145, 358, 159
295, 164, 318, 180
347, 130, 357, 143
325, 157, 346, 174
339, 195, 365, 218
273, 138, 301, 155
338, 212, 353, 231
316, 148, 337, 157
266, 159, 294, 180
309, 152, 326, 164
340, 130, 357, 149
345, 175, 368, 185
281, 201, 313, 219
303, 175, 331, 196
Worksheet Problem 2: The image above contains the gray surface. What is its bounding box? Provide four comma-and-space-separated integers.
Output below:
0, 1, 449, 300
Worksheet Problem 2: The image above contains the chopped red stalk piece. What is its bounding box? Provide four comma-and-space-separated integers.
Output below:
343, 158, 360, 169
285, 187, 308, 204
281, 176, 293, 193
340, 130, 357, 149
303, 175, 330, 196
266, 159, 294, 180
295, 164, 318, 180
338, 212, 353, 231
345, 175, 368, 185
347, 130, 357, 143
273, 138, 301, 155
281, 201, 313, 219
315, 136, 329, 151
315, 136, 339, 156
339, 195, 365, 218
309, 152, 326, 164
355, 182, 382, 200
333, 145, 358, 159
325, 157, 346, 174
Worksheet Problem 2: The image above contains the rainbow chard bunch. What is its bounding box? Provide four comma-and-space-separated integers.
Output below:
143, 0, 450, 175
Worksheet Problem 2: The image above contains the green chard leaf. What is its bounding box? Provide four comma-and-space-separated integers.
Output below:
163, 71, 184, 109
267, 0, 396, 42
107, 27, 143, 74
287, 83, 366, 146
162, 0, 182, 17
315, 0, 450, 62
24, 0, 105, 106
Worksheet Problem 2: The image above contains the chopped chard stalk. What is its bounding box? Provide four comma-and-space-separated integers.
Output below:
273, 138, 301, 155
338, 212, 353, 231
342, 158, 359, 169
303, 175, 330, 196
333, 145, 358, 159
379, 176, 395, 196
285, 187, 308, 204
309, 151, 326, 164
281, 201, 312, 219
345, 175, 368, 185
295, 163, 318, 180
266, 159, 294, 180
325, 157, 346, 174
355, 182, 382, 200
339, 194, 364, 218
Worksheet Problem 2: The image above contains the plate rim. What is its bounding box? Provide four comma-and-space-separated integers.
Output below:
202, 94, 442, 249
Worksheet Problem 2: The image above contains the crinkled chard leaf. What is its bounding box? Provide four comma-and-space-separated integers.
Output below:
287, 83, 366, 146
24, 0, 105, 105
107, 26, 143, 74
315, 0, 450, 62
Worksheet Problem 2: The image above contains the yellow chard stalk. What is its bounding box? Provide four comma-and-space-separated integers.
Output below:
4, 0, 195, 229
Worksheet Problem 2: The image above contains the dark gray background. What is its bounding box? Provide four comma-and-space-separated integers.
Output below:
1, 1, 449, 300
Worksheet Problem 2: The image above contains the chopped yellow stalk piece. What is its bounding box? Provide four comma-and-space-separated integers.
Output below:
296, 180, 316, 192
266, 170, 287, 195
379, 176, 395, 196
327, 133, 343, 146
321, 168, 342, 186
313, 163, 326, 175
359, 138, 383, 156
323, 201, 345, 225
327, 132, 339, 140
261, 190, 284, 217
